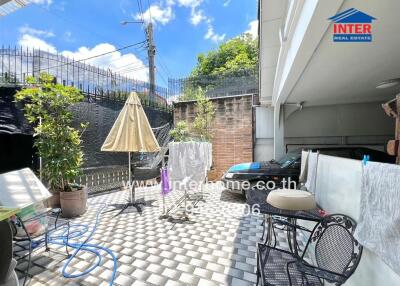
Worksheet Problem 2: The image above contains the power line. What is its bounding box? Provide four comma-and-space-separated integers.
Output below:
31, 2, 150, 78
32, 3, 121, 46
137, 0, 145, 24
157, 69, 168, 87
119, 67, 148, 76
134, 0, 150, 47
156, 57, 171, 79
111, 62, 145, 72
70, 41, 147, 64
159, 56, 171, 75
43, 41, 146, 74
115, 65, 148, 74
11, 41, 147, 78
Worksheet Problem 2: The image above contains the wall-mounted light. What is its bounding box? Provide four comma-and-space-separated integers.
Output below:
376, 78, 400, 89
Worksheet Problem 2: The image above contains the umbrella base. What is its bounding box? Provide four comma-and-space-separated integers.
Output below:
106, 200, 146, 216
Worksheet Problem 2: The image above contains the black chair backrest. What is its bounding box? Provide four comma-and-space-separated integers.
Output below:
304, 214, 363, 280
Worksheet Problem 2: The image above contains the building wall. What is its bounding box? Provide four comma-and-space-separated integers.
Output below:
285, 101, 394, 151
173, 95, 254, 181
254, 106, 274, 160
255, 101, 394, 161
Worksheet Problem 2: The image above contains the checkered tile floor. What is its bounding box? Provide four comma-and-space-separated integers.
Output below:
16, 184, 308, 286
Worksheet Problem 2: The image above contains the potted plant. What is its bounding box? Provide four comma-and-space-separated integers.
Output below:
16, 73, 88, 217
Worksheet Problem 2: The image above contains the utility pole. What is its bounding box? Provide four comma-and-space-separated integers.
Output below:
121, 20, 156, 99
146, 23, 156, 99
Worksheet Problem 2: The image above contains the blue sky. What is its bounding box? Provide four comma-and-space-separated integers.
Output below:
0, 0, 257, 86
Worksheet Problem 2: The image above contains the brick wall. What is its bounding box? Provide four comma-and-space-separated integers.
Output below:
173, 95, 254, 181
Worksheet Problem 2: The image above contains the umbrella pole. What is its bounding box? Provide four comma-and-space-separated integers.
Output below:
132, 161, 135, 202
128, 152, 132, 203
128, 152, 137, 204
106, 152, 144, 216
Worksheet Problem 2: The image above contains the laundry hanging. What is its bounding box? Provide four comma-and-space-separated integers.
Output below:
160, 168, 171, 195
354, 161, 400, 275
305, 152, 319, 194
168, 141, 212, 191
299, 150, 310, 183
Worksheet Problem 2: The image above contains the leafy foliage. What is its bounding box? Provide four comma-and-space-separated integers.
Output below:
169, 121, 189, 142
191, 34, 258, 77
170, 92, 215, 142
15, 73, 87, 192
179, 86, 206, 101
192, 93, 215, 141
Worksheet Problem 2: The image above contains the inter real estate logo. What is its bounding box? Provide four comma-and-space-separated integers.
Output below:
328, 8, 376, 42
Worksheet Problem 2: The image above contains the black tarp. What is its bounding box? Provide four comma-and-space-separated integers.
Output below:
0, 87, 32, 135
0, 87, 172, 173
0, 87, 36, 173
71, 99, 172, 168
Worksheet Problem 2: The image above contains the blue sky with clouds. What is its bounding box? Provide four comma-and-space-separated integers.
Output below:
0, 0, 257, 86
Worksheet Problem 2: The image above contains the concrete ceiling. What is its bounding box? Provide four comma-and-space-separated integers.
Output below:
287, 0, 400, 106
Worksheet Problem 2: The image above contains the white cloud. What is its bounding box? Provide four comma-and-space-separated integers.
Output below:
63, 31, 75, 42
190, 8, 206, 26
168, 1, 222, 41
168, 0, 203, 8
245, 20, 258, 39
61, 43, 148, 81
29, 0, 53, 6
17, 33, 148, 81
177, 0, 202, 7
19, 26, 54, 38
223, 0, 231, 7
135, 5, 174, 25
204, 22, 225, 43
18, 34, 57, 53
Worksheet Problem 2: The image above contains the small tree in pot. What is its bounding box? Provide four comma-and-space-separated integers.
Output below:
16, 73, 88, 217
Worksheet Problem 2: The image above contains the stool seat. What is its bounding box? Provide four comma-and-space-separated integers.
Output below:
267, 189, 316, 211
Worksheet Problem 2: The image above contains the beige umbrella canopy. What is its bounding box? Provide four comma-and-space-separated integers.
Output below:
101, 92, 160, 213
101, 92, 160, 153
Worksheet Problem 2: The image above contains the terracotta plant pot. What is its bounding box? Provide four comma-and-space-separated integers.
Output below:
47, 192, 61, 208
60, 187, 88, 218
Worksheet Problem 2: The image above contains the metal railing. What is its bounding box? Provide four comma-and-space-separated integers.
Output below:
0, 46, 171, 111
168, 67, 259, 101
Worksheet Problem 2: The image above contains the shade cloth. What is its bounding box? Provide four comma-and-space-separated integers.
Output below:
101, 92, 160, 152
354, 161, 400, 275
0, 91, 32, 135
168, 142, 212, 191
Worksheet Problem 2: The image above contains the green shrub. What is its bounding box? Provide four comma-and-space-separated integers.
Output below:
15, 73, 87, 192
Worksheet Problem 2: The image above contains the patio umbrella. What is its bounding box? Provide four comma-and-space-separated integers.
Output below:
101, 92, 160, 214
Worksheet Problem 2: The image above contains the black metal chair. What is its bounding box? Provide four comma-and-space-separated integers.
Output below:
12, 208, 70, 286
256, 214, 363, 286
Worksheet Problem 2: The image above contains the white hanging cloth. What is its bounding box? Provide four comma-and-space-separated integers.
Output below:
354, 161, 400, 276
168, 142, 212, 191
304, 151, 319, 194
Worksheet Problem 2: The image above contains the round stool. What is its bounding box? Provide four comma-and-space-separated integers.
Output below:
267, 189, 316, 211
